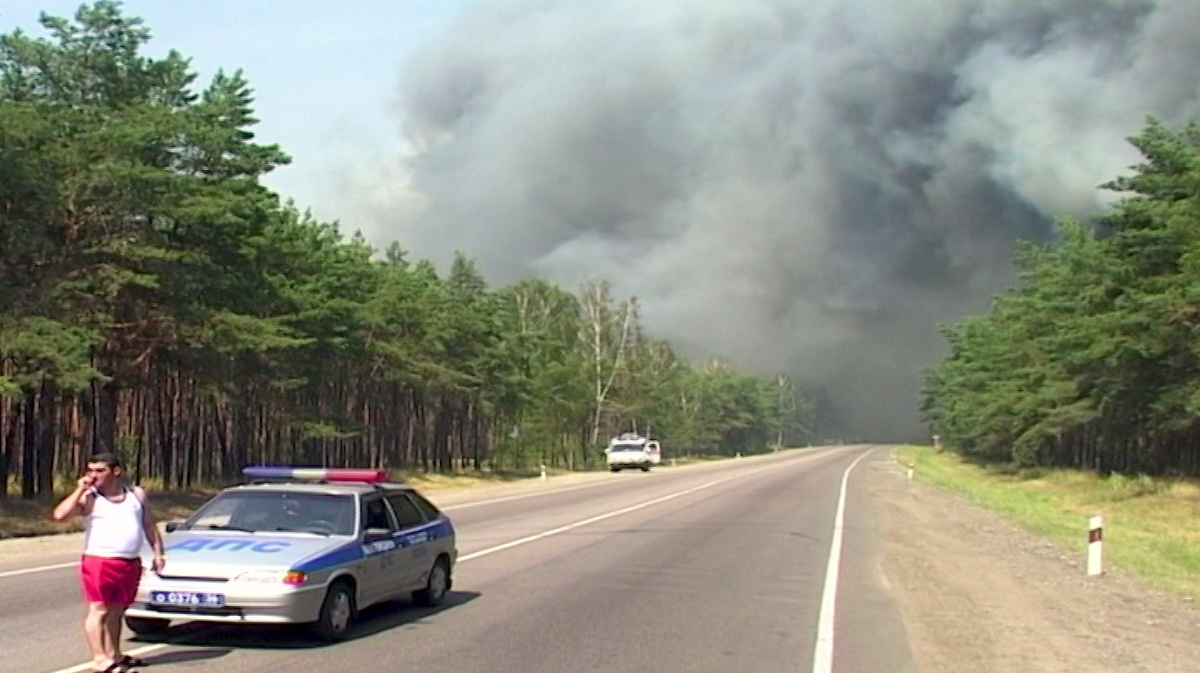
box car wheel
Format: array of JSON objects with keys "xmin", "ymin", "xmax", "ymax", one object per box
[
  {"xmin": 124, "ymin": 616, "xmax": 170, "ymax": 636},
  {"xmin": 610, "ymin": 466, "xmax": 621, "ymax": 472},
  {"xmin": 413, "ymin": 557, "xmax": 450, "ymax": 607},
  {"xmin": 641, "ymin": 465, "xmax": 650, "ymax": 472},
  {"xmin": 312, "ymin": 581, "xmax": 356, "ymax": 642}
]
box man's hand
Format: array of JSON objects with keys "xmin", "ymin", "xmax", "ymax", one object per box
[
  {"xmin": 151, "ymin": 552, "xmax": 166, "ymax": 574},
  {"xmin": 53, "ymin": 477, "xmax": 95, "ymax": 521}
]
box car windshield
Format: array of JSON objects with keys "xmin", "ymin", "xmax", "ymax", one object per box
[
  {"xmin": 182, "ymin": 491, "xmax": 357, "ymax": 536},
  {"xmin": 612, "ymin": 444, "xmax": 645, "ymax": 452}
]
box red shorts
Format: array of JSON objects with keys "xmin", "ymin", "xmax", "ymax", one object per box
[{"xmin": 80, "ymin": 555, "xmax": 143, "ymax": 606}]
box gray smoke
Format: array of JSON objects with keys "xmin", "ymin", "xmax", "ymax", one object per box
[{"xmin": 339, "ymin": 0, "xmax": 1200, "ymax": 440}]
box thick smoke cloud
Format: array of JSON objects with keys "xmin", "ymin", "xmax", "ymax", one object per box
[{"xmin": 341, "ymin": 0, "xmax": 1200, "ymax": 440}]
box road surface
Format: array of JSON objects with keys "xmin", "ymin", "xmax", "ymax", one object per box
[{"xmin": 2, "ymin": 445, "xmax": 914, "ymax": 673}]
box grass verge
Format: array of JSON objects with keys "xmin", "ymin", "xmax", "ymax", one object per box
[
  {"xmin": 0, "ymin": 490, "xmax": 216, "ymax": 539},
  {"xmin": 0, "ymin": 472, "xmax": 534, "ymax": 538},
  {"xmin": 894, "ymin": 445, "xmax": 1200, "ymax": 599}
]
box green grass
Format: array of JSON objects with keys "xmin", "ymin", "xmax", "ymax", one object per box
[{"xmin": 894, "ymin": 445, "xmax": 1200, "ymax": 599}]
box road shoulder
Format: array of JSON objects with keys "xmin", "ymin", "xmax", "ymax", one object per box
[{"xmin": 867, "ymin": 457, "xmax": 1200, "ymax": 673}]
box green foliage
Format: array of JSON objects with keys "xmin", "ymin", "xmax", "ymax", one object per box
[
  {"xmin": 0, "ymin": 317, "xmax": 102, "ymax": 390},
  {"xmin": 0, "ymin": 3, "xmax": 815, "ymax": 494},
  {"xmin": 923, "ymin": 117, "xmax": 1200, "ymax": 475}
]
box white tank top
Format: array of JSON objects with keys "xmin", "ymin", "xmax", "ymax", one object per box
[{"xmin": 83, "ymin": 486, "xmax": 145, "ymax": 558}]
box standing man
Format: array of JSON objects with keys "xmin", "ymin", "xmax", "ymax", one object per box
[{"xmin": 53, "ymin": 453, "xmax": 166, "ymax": 673}]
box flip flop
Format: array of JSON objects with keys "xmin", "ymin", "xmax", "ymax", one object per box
[{"xmin": 118, "ymin": 655, "xmax": 148, "ymax": 667}]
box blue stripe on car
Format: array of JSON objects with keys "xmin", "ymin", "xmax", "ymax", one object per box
[
  {"xmin": 291, "ymin": 517, "xmax": 455, "ymax": 573},
  {"xmin": 391, "ymin": 519, "xmax": 454, "ymax": 547},
  {"xmin": 293, "ymin": 541, "xmax": 364, "ymax": 573}
]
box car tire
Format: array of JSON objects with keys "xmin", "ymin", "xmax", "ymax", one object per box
[
  {"xmin": 413, "ymin": 557, "xmax": 450, "ymax": 607},
  {"xmin": 311, "ymin": 581, "xmax": 356, "ymax": 642},
  {"xmin": 124, "ymin": 616, "xmax": 170, "ymax": 636},
  {"xmin": 641, "ymin": 465, "xmax": 650, "ymax": 472},
  {"xmin": 610, "ymin": 466, "xmax": 621, "ymax": 472}
]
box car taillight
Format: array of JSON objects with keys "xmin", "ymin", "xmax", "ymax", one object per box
[{"xmin": 283, "ymin": 571, "xmax": 308, "ymax": 586}]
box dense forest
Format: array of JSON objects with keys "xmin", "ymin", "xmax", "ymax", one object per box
[
  {"xmin": 0, "ymin": 3, "xmax": 816, "ymax": 499},
  {"xmin": 922, "ymin": 118, "xmax": 1200, "ymax": 476}
]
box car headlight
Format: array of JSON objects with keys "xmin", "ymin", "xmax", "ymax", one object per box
[{"xmin": 234, "ymin": 570, "xmax": 308, "ymax": 586}]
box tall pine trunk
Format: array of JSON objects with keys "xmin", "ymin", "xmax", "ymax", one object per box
[
  {"xmin": 21, "ymin": 392, "xmax": 36, "ymax": 499},
  {"xmin": 37, "ymin": 380, "xmax": 57, "ymax": 497}
]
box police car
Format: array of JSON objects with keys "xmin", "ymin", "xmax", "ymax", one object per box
[{"xmin": 123, "ymin": 467, "xmax": 458, "ymax": 641}]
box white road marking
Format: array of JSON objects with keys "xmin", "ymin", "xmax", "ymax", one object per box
[
  {"xmin": 7, "ymin": 450, "xmax": 826, "ymax": 580},
  {"xmin": 442, "ymin": 448, "xmax": 816, "ymax": 512},
  {"xmin": 47, "ymin": 643, "xmax": 168, "ymax": 673},
  {"xmin": 458, "ymin": 462, "xmax": 777, "ymax": 562},
  {"xmin": 811, "ymin": 448, "xmax": 874, "ymax": 673},
  {"xmin": 43, "ymin": 450, "xmax": 830, "ymax": 673},
  {"xmin": 0, "ymin": 561, "xmax": 79, "ymax": 579},
  {"xmin": 0, "ymin": 477, "xmax": 699, "ymax": 580},
  {"xmin": 0, "ymin": 481, "xmax": 631, "ymax": 580}
]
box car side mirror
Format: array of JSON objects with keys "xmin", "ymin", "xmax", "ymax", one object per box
[
  {"xmin": 363, "ymin": 527, "xmax": 392, "ymax": 543},
  {"xmin": 164, "ymin": 521, "xmax": 182, "ymax": 533}
]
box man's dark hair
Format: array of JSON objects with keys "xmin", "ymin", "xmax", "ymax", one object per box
[{"xmin": 87, "ymin": 452, "xmax": 121, "ymax": 469}]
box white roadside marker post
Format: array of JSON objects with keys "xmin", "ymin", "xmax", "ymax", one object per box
[
  {"xmin": 907, "ymin": 463, "xmax": 914, "ymax": 481},
  {"xmin": 1087, "ymin": 515, "xmax": 1104, "ymax": 576},
  {"xmin": 541, "ymin": 463, "xmax": 547, "ymax": 481}
]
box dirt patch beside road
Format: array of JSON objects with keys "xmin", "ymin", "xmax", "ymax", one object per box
[{"xmin": 867, "ymin": 458, "xmax": 1200, "ymax": 673}]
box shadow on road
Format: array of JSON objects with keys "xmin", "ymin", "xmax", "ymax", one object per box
[
  {"xmin": 131, "ymin": 590, "xmax": 481, "ymax": 649},
  {"xmin": 140, "ymin": 648, "xmax": 233, "ymax": 666}
]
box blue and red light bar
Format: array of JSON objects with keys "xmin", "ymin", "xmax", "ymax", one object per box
[{"xmin": 242, "ymin": 466, "xmax": 389, "ymax": 484}]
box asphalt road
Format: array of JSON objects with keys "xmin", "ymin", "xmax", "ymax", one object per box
[{"xmin": 2, "ymin": 445, "xmax": 914, "ymax": 673}]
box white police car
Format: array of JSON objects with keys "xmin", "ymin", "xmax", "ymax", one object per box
[{"xmin": 123, "ymin": 467, "xmax": 458, "ymax": 641}]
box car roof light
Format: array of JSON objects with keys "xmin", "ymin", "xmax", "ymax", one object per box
[{"xmin": 241, "ymin": 466, "xmax": 390, "ymax": 484}]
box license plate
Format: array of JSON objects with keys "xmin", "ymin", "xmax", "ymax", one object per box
[{"xmin": 150, "ymin": 591, "xmax": 225, "ymax": 607}]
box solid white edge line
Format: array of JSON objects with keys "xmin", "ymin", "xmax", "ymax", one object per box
[
  {"xmin": 811, "ymin": 448, "xmax": 874, "ymax": 673},
  {"xmin": 44, "ymin": 450, "xmax": 834, "ymax": 673},
  {"xmin": 458, "ymin": 462, "xmax": 777, "ymax": 562},
  {"xmin": 442, "ymin": 446, "xmax": 822, "ymax": 512},
  {"xmin": 0, "ymin": 561, "xmax": 79, "ymax": 579},
  {"xmin": 48, "ymin": 643, "xmax": 169, "ymax": 673},
  {"xmin": 11, "ymin": 448, "xmax": 832, "ymax": 579}
]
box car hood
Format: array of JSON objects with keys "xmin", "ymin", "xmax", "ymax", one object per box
[{"xmin": 153, "ymin": 532, "xmax": 352, "ymax": 578}]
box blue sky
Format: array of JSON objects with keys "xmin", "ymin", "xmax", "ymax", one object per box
[{"xmin": 0, "ymin": 0, "xmax": 470, "ymax": 224}]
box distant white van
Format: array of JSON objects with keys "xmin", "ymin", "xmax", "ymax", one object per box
[{"xmin": 605, "ymin": 433, "xmax": 663, "ymax": 472}]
